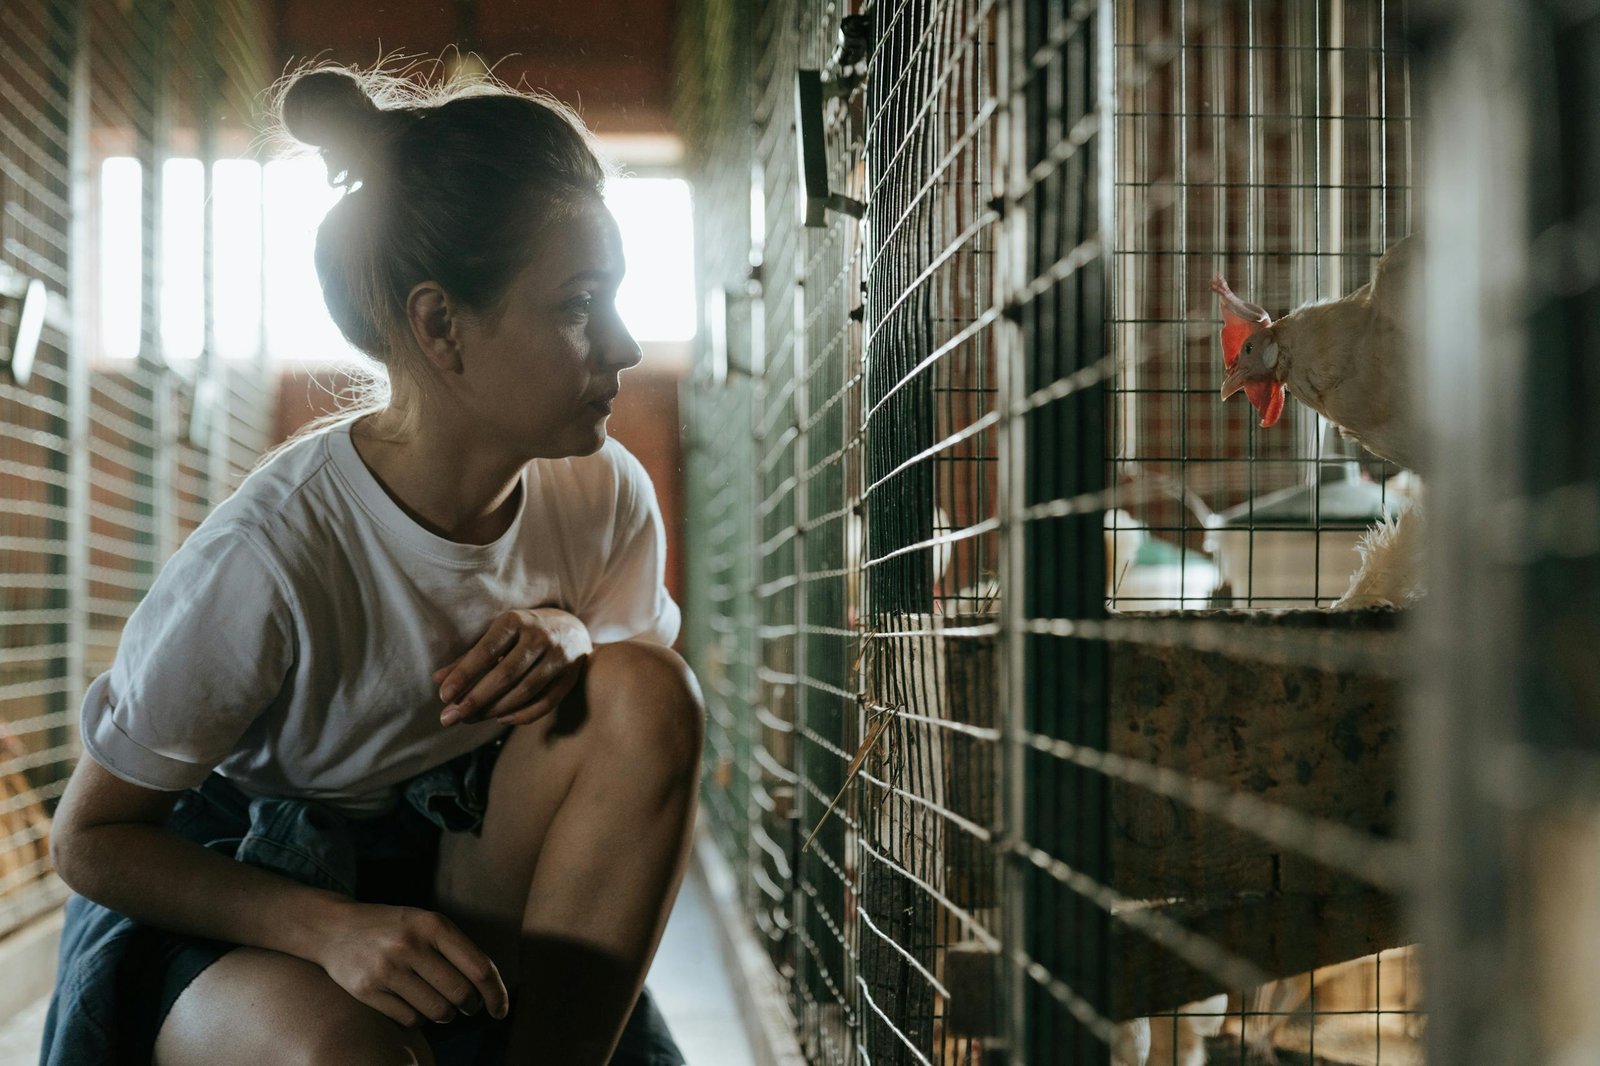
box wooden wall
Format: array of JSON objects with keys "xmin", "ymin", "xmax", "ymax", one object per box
[{"xmin": 272, "ymin": 0, "xmax": 679, "ymax": 136}]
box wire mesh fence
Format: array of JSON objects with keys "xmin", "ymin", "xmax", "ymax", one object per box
[
  {"xmin": 1410, "ymin": 2, "xmax": 1600, "ymax": 1064},
  {"xmin": 0, "ymin": 0, "xmax": 276, "ymax": 940},
  {"xmin": 857, "ymin": 2, "xmax": 1003, "ymax": 1062},
  {"xmin": 0, "ymin": 0, "xmax": 76, "ymax": 940},
  {"xmin": 680, "ymin": 0, "xmax": 1432, "ymax": 1062},
  {"xmin": 1109, "ymin": 0, "xmax": 1414, "ymax": 612}
]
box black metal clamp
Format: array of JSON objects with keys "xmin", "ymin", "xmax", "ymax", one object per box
[
  {"xmin": 790, "ymin": 13, "xmax": 870, "ymax": 228},
  {"xmin": 796, "ymin": 15, "xmax": 873, "ymax": 228},
  {"xmin": 796, "ymin": 69, "xmax": 868, "ymax": 227}
]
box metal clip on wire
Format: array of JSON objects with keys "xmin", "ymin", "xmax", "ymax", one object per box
[
  {"xmin": 183, "ymin": 376, "xmax": 221, "ymax": 448},
  {"xmin": 704, "ymin": 262, "xmax": 764, "ymax": 386},
  {"xmin": 0, "ymin": 273, "xmax": 47, "ymax": 387},
  {"xmin": 796, "ymin": 68, "xmax": 867, "ymax": 227},
  {"xmin": 825, "ymin": 14, "xmax": 872, "ymax": 96}
]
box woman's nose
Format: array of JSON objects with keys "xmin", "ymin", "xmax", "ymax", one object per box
[{"xmin": 602, "ymin": 320, "xmax": 643, "ymax": 371}]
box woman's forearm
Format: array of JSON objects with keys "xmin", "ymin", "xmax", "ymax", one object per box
[{"xmin": 55, "ymin": 820, "xmax": 354, "ymax": 963}]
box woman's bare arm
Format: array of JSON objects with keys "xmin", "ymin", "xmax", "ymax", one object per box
[
  {"xmin": 51, "ymin": 756, "xmax": 508, "ymax": 1025},
  {"xmin": 51, "ymin": 757, "xmax": 351, "ymax": 959}
]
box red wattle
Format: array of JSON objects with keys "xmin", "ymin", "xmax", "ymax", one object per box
[{"xmin": 1254, "ymin": 382, "xmax": 1286, "ymax": 428}]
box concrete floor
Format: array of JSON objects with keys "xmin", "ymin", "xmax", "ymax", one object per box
[
  {"xmin": 0, "ymin": 867, "xmax": 756, "ymax": 1066},
  {"xmin": 0, "ymin": 999, "xmax": 45, "ymax": 1066}
]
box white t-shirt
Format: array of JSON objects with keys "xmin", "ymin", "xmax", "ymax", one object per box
[{"xmin": 80, "ymin": 418, "xmax": 680, "ymax": 815}]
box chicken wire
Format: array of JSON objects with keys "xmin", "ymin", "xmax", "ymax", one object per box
[
  {"xmin": 677, "ymin": 0, "xmax": 775, "ymax": 965},
  {"xmin": 679, "ymin": 1, "xmax": 1430, "ymax": 1063},
  {"xmin": 682, "ymin": 0, "xmax": 1007, "ymax": 1060},
  {"xmin": 1411, "ymin": 2, "xmax": 1600, "ymax": 1064},
  {"xmin": 857, "ymin": 1, "xmax": 1003, "ymax": 1062},
  {"xmin": 1082, "ymin": 5, "xmax": 1421, "ymax": 1066},
  {"xmin": 0, "ymin": 0, "xmax": 276, "ymax": 943},
  {"xmin": 1108, "ymin": 0, "xmax": 1414, "ymax": 611},
  {"xmin": 0, "ymin": 0, "xmax": 77, "ymax": 941}
]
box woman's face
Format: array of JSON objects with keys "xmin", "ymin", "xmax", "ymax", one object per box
[{"xmin": 455, "ymin": 199, "xmax": 642, "ymax": 459}]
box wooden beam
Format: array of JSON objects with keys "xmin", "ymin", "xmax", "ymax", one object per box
[
  {"xmin": 1110, "ymin": 889, "xmax": 1405, "ymax": 1018},
  {"xmin": 1108, "ymin": 611, "xmax": 1403, "ymax": 902}
]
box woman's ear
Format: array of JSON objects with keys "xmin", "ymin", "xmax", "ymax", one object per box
[{"xmin": 405, "ymin": 281, "xmax": 464, "ymax": 374}]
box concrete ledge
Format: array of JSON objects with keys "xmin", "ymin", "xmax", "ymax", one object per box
[
  {"xmin": 691, "ymin": 829, "xmax": 805, "ymax": 1066},
  {"xmin": 0, "ymin": 907, "xmax": 62, "ymax": 1026}
]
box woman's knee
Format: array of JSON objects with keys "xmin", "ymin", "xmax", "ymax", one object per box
[
  {"xmin": 154, "ymin": 948, "xmax": 434, "ymax": 1066},
  {"xmin": 583, "ymin": 641, "xmax": 705, "ymax": 773},
  {"xmin": 287, "ymin": 1015, "xmax": 435, "ymax": 1066}
]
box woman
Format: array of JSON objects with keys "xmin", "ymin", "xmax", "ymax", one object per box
[{"xmin": 41, "ymin": 66, "xmax": 701, "ymax": 1066}]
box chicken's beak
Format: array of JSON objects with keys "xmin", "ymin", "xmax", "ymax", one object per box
[
  {"xmin": 1220, "ymin": 338, "xmax": 1279, "ymax": 400},
  {"xmin": 1220, "ymin": 362, "xmax": 1253, "ymax": 401}
]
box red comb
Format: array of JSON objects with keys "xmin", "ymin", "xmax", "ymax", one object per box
[
  {"xmin": 1211, "ymin": 273, "xmax": 1271, "ymax": 367},
  {"xmin": 1212, "ymin": 273, "xmax": 1283, "ymax": 428}
]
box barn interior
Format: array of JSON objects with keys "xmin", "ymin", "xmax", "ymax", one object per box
[{"xmin": 1, "ymin": 0, "xmax": 1597, "ymax": 1064}]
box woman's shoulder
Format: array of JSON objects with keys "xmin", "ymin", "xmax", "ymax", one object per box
[{"xmin": 190, "ymin": 423, "xmax": 350, "ymax": 561}]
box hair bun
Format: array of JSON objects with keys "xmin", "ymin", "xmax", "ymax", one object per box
[{"xmin": 281, "ymin": 70, "xmax": 390, "ymax": 186}]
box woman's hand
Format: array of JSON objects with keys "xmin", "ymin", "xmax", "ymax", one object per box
[
  {"xmin": 312, "ymin": 899, "xmax": 510, "ymax": 1028},
  {"xmin": 434, "ymin": 607, "xmax": 592, "ymax": 726}
]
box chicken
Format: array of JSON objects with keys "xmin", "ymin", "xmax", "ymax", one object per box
[
  {"xmin": 1212, "ymin": 235, "xmax": 1423, "ymax": 473},
  {"xmin": 1212, "ymin": 237, "xmax": 1427, "ymax": 609},
  {"xmin": 1112, "ymin": 1016, "xmax": 1151, "ymax": 1066},
  {"xmin": 1333, "ymin": 480, "xmax": 1427, "ymax": 609},
  {"xmin": 1113, "ymin": 994, "xmax": 1229, "ymax": 1066},
  {"xmin": 1221, "ymin": 949, "xmax": 1425, "ymax": 1063},
  {"xmin": 1238, "ymin": 974, "xmax": 1314, "ymax": 1063}
]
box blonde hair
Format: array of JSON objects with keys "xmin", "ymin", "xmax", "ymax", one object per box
[{"xmin": 266, "ymin": 60, "xmax": 614, "ymax": 446}]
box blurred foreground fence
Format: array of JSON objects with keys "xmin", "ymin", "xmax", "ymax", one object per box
[
  {"xmin": 0, "ymin": 0, "xmax": 276, "ymax": 940},
  {"xmin": 677, "ymin": 0, "xmax": 1600, "ymax": 1063}
]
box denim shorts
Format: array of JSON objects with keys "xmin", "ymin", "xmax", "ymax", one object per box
[{"xmin": 42, "ymin": 738, "xmax": 684, "ymax": 1066}]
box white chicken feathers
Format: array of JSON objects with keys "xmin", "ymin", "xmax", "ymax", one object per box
[
  {"xmin": 1218, "ymin": 235, "xmax": 1427, "ymax": 609},
  {"xmin": 1112, "ymin": 994, "xmax": 1229, "ymax": 1066},
  {"xmin": 1268, "ymin": 235, "xmax": 1425, "ymax": 474},
  {"xmin": 1333, "ymin": 486, "xmax": 1427, "ymax": 610}
]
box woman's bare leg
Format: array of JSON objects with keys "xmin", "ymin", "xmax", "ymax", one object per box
[
  {"xmin": 154, "ymin": 947, "xmax": 435, "ymax": 1066},
  {"xmin": 433, "ymin": 640, "xmax": 704, "ymax": 1064}
]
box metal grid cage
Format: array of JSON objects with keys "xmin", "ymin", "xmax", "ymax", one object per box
[
  {"xmin": 680, "ymin": 0, "xmax": 1431, "ymax": 1063},
  {"xmin": 0, "ymin": 0, "xmax": 76, "ymax": 939},
  {"xmin": 855, "ymin": 1, "xmax": 1004, "ymax": 1061},
  {"xmin": 677, "ymin": 0, "xmax": 774, "ymax": 967},
  {"xmin": 1108, "ymin": 0, "xmax": 1414, "ymax": 611},
  {"xmin": 0, "ymin": 0, "xmax": 277, "ymax": 941},
  {"xmin": 1412, "ymin": 3, "xmax": 1600, "ymax": 1065}
]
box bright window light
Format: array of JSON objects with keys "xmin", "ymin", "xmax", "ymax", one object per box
[
  {"xmin": 161, "ymin": 157, "xmax": 205, "ymax": 363},
  {"xmin": 213, "ymin": 159, "xmax": 263, "ymax": 361},
  {"xmin": 97, "ymin": 160, "xmax": 699, "ymax": 365},
  {"xmin": 100, "ymin": 157, "xmax": 142, "ymax": 360},
  {"xmin": 263, "ymin": 155, "xmax": 359, "ymax": 365},
  {"xmin": 750, "ymin": 163, "xmax": 765, "ymax": 253},
  {"xmin": 604, "ymin": 177, "xmax": 696, "ymax": 342}
]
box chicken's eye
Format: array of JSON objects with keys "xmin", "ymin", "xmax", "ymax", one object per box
[{"xmin": 1243, "ymin": 340, "xmax": 1253, "ymax": 355}]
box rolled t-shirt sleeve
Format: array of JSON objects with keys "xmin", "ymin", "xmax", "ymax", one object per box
[
  {"xmin": 81, "ymin": 527, "xmax": 295, "ymax": 791},
  {"xmin": 579, "ymin": 447, "xmax": 681, "ymax": 646}
]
